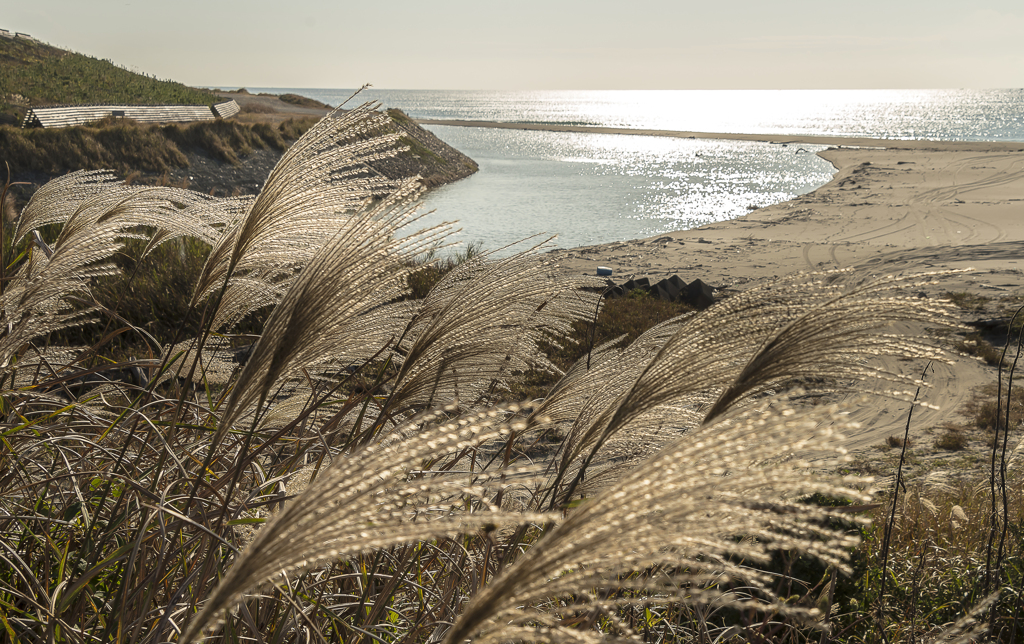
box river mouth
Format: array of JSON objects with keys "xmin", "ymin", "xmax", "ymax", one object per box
[{"xmin": 414, "ymin": 125, "xmax": 835, "ymax": 254}]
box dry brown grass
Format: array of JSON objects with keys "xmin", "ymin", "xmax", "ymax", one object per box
[
  {"xmin": 935, "ymin": 426, "xmax": 970, "ymax": 451},
  {"xmin": 962, "ymin": 382, "xmax": 1024, "ymax": 430}
]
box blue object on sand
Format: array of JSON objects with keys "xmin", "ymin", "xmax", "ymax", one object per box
[{"xmin": 596, "ymin": 266, "xmax": 613, "ymax": 276}]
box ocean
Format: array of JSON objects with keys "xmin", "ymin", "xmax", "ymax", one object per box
[{"xmin": 246, "ymin": 89, "xmax": 1024, "ymax": 252}]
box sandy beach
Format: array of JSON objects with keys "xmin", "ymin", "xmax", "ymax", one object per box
[
  {"xmin": 420, "ymin": 118, "xmax": 1024, "ymax": 459},
  {"xmin": 551, "ymin": 141, "xmax": 1024, "ymax": 288},
  {"xmin": 419, "ymin": 120, "xmax": 1024, "ymax": 290}
]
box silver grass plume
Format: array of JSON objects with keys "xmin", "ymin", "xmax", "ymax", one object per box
[
  {"xmin": 443, "ymin": 399, "xmax": 868, "ymax": 644},
  {"xmin": 700, "ymin": 272, "xmax": 962, "ymax": 422},
  {"xmin": 138, "ymin": 194, "xmax": 252, "ymax": 260},
  {"xmin": 0, "ymin": 184, "xmax": 214, "ymax": 368},
  {"xmin": 528, "ymin": 314, "xmax": 696, "ymax": 498},
  {"xmin": 180, "ymin": 404, "xmax": 555, "ymax": 643},
  {"xmin": 533, "ymin": 279, "xmax": 836, "ymax": 506},
  {"xmin": 191, "ymin": 102, "xmax": 410, "ymax": 331},
  {"xmin": 217, "ymin": 180, "xmax": 452, "ymax": 436},
  {"xmin": 552, "ymin": 272, "xmax": 961, "ymax": 505},
  {"xmin": 383, "ymin": 245, "xmax": 603, "ymax": 423},
  {"xmin": 14, "ymin": 170, "xmax": 123, "ymax": 240},
  {"xmin": 15, "ymin": 170, "xmax": 223, "ymax": 252}
]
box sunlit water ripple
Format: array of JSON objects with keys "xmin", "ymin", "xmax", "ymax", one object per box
[{"xmin": 243, "ymin": 88, "xmax": 1024, "ymax": 252}]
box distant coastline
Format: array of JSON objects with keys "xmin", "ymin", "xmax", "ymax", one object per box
[
  {"xmin": 414, "ymin": 118, "xmax": 1024, "ymax": 151},
  {"xmin": 254, "ymin": 88, "xmax": 1024, "ymax": 143}
]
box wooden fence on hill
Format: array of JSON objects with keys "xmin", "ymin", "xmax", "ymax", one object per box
[{"xmin": 20, "ymin": 100, "xmax": 240, "ymax": 128}]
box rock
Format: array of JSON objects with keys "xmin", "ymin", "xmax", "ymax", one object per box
[
  {"xmin": 685, "ymin": 279, "xmax": 716, "ymax": 309},
  {"xmin": 603, "ymin": 274, "xmax": 718, "ymax": 309}
]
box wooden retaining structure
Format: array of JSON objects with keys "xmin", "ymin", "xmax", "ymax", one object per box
[
  {"xmin": 20, "ymin": 100, "xmax": 241, "ymax": 129},
  {"xmin": 0, "ymin": 30, "xmax": 34, "ymax": 41},
  {"xmin": 211, "ymin": 100, "xmax": 240, "ymax": 119}
]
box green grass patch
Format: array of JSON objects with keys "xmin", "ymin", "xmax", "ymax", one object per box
[
  {"xmin": 1, "ymin": 37, "xmax": 216, "ymax": 124},
  {"xmin": 279, "ymin": 93, "xmax": 331, "ymax": 109}
]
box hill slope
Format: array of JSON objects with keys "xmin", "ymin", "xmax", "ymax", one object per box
[
  {"xmin": 0, "ymin": 36, "xmax": 217, "ymax": 125},
  {"xmin": 0, "ymin": 35, "xmax": 477, "ymax": 198}
]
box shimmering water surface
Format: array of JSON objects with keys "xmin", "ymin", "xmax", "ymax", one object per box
[
  {"xmin": 245, "ymin": 89, "xmax": 1024, "ymax": 251},
  {"xmin": 410, "ymin": 126, "xmax": 832, "ymax": 250}
]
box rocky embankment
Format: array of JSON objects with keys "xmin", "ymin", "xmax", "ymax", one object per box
[
  {"xmin": 177, "ymin": 90, "xmax": 478, "ymax": 195},
  {"xmin": 168, "ymin": 107, "xmax": 477, "ymax": 196},
  {"xmin": 376, "ymin": 109, "xmax": 479, "ymax": 188}
]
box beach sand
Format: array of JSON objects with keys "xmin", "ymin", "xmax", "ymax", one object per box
[{"xmin": 420, "ymin": 119, "xmax": 1024, "ymax": 460}]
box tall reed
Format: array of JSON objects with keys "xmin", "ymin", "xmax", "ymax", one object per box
[{"xmin": 0, "ymin": 100, "xmax": 982, "ymax": 643}]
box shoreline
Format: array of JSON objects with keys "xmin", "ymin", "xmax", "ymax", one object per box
[
  {"xmin": 561, "ymin": 141, "xmax": 1024, "ymax": 454},
  {"xmin": 548, "ymin": 144, "xmax": 1024, "ymax": 290},
  {"xmin": 417, "ymin": 118, "xmax": 1024, "ymax": 455},
  {"xmin": 415, "ymin": 118, "xmax": 1024, "ymax": 152},
  {"xmin": 413, "ymin": 118, "xmax": 1024, "ymax": 288}
]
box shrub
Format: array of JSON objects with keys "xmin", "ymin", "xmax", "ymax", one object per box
[
  {"xmin": 956, "ymin": 332, "xmax": 1005, "ymax": 365},
  {"xmin": 944, "ymin": 290, "xmax": 991, "ymax": 312},
  {"xmin": 240, "ymin": 102, "xmax": 277, "ymax": 114},
  {"xmin": 936, "ymin": 427, "xmax": 969, "ymax": 450},
  {"xmin": 278, "ymin": 93, "xmax": 331, "ymax": 109},
  {"xmin": 405, "ymin": 241, "xmax": 484, "ymax": 299},
  {"xmin": 963, "ymin": 382, "xmax": 1024, "ymax": 430},
  {"xmin": 278, "ymin": 116, "xmax": 318, "ymax": 140},
  {"xmin": 886, "ymin": 434, "xmax": 912, "ymax": 449},
  {"xmin": 841, "ymin": 478, "xmax": 1024, "ymax": 642}
]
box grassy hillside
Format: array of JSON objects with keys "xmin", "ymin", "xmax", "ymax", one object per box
[{"xmin": 0, "ymin": 36, "xmax": 216, "ymax": 125}]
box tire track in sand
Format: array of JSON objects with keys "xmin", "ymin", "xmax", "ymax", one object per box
[{"xmin": 902, "ymin": 153, "xmax": 1024, "ymax": 245}]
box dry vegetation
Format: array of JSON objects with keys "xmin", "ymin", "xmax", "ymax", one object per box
[
  {"xmin": 0, "ymin": 117, "xmax": 308, "ymax": 175},
  {"xmin": 0, "ymin": 102, "xmax": 1020, "ymax": 643}
]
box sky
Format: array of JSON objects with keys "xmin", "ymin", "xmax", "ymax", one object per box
[{"xmin": 5, "ymin": 0, "xmax": 1024, "ymax": 90}]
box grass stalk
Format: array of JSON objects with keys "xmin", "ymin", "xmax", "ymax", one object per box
[{"xmin": 878, "ymin": 362, "xmax": 930, "ymax": 624}]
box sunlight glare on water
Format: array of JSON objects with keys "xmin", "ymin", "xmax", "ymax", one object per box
[
  {"xmin": 411, "ymin": 125, "xmax": 834, "ymax": 251},
  {"xmin": 263, "ymin": 88, "xmax": 1024, "ymax": 142},
  {"xmin": 241, "ymin": 88, "xmax": 1024, "ymax": 253}
]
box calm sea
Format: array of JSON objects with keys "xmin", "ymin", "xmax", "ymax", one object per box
[{"xmin": 246, "ymin": 89, "xmax": 1024, "ymax": 252}]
